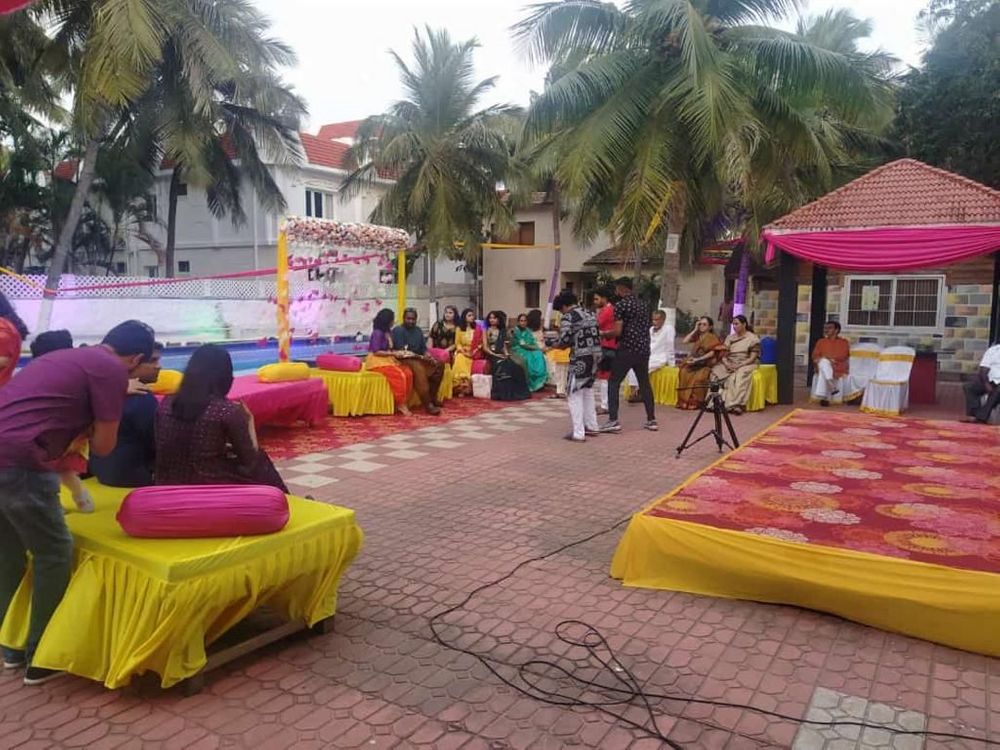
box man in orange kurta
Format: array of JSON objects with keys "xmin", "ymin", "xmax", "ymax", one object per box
[{"xmin": 811, "ymin": 320, "xmax": 850, "ymax": 406}]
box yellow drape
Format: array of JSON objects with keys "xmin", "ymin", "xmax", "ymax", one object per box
[
  {"xmin": 0, "ymin": 484, "xmax": 364, "ymax": 688},
  {"xmin": 310, "ymin": 368, "xmax": 394, "ymax": 417}
]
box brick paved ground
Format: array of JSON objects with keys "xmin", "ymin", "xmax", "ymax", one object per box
[{"xmin": 0, "ymin": 390, "xmax": 996, "ymax": 750}]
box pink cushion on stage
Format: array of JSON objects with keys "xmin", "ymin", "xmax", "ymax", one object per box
[
  {"xmin": 316, "ymin": 353, "xmax": 362, "ymax": 372},
  {"xmin": 472, "ymin": 360, "xmax": 489, "ymax": 375},
  {"xmin": 117, "ymin": 485, "xmax": 290, "ymax": 538},
  {"xmin": 428, "ymin": 347, "xmax": 451, "ymax": 363}
]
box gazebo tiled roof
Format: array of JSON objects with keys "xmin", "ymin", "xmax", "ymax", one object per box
[{"xmin": 766, "ymin": 159, "xmax": 1000, "ymax": 232}]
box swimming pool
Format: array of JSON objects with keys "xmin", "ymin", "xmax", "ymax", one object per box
[{"xmin": 159, "ymin": 337, "xmax": 370, "ymax": 374}]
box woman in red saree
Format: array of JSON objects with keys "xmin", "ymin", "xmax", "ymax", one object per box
[
  {"xmin": 676, "ymin": 316, "xmax": 725, "ymax": 410},
  {"xmin": 367, "ymin": 309, "xmax": 414, "ymax": 415}
]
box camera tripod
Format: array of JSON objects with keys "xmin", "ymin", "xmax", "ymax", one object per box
[{"xmin": 675, "ymin": 381, "xmax": 740, "ymax": 458}]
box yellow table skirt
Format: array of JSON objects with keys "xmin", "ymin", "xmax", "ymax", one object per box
[
  {"xmin": 611, "ymin": 511, "xmax": 1000, "ymax": 657},
  {"xmin": 310, "ymin": 368, "xmax": 394, "ymax": 417},
  {"xmin": 650, "ymin": 364, "xmax": 777, "ymax": 411},
  {"xmin": 0, "ymin": 483, "xmax": 364, "ymax": 688},
  {"xmin": 649, "ymin": 366, "xmax": 678, "ymax": 405}
]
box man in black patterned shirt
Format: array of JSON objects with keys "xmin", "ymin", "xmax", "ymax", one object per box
[
  {"xmin": 599, "ymin": 277, "xmax": 657, "ymax": 433},
  {"xmin": 553, "ymin": 290, "xmax": 603, "ymax": 442}
]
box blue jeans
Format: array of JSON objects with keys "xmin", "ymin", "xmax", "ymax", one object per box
[{"xmin": 0, "ymin": 468, "xmax": 73, "ymax": 665}]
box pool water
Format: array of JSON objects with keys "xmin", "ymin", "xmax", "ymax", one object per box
[{"xmin": 159, "ymin": 338, "xmax": 369, "ymax": 374}]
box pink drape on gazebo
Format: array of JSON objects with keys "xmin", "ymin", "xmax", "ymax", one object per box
[{"xmin": 763, "ymin": 225, "xmax": 1000, "ymax": 271}]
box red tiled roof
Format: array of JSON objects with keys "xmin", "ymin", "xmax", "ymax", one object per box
[
  {"xmin": 299, "ymin": 133, "xmax": 353, "ymax": 171},
  {"xmin": 766, "ymin": 158, "xmax": 1000, "ymax": 232},
  {"xmin": 316, "ymin": 120, "xmax": 363, "ymax": 141},
  {"xmin": 53, "ymin": 159, "xmax": 79, "ymax": 181}
]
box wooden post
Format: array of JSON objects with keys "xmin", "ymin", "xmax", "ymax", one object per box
[
  {"xmin": 776, "ymin": 251, "xmax": 799, "ymax": 405},
  {"xmin": 806, "ymin": 264, "xmax": 828, "ymax": 387},
  {"xmin": 397, "ymin": 249, "xmax": 406, "ymax": 314},
  {"xmin": 276, "ymin": 230, "xmax": 290, "ymax": 362},
  {"xmin": 990, "ymin": 250, "xmax": 1000, "ymax": 344}
]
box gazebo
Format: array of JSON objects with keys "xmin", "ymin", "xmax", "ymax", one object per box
[{"xmin": 762, "ymin": 158, "xmax": 1000, "ymax": 404}]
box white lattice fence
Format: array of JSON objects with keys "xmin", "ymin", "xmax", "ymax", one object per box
[{"xmin": 0, "ymin": 274, "xmax": 276, "ymax": 300}]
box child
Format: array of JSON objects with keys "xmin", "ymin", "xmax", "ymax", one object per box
[{"xmin": 30, "ymin": 331, "xmax": 95, "ymax": 513}]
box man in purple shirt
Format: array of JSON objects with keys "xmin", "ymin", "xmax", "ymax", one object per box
[{"xmin": 0, "ymin": 319, "xmax": 155, "ymax": 686}]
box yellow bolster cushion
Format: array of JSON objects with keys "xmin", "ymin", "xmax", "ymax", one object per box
[
  {"xmin": 258, "ymin": 362, "xmax": 310, "ymax": 383},
  {"xmin": 548, "ymin": 349, "xmax": 570, "ymax": 365},
  {"xmin": 149, "ymin": 369, "xmax": 183, "ymax": 395}
]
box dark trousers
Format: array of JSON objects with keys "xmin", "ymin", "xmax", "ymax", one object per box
[
  {"xmin": 0, "ymin": 469, "xmax": 74, "ymax": 665},
  {"xmin": 608, "ymin": 351, "xmax": 655, "ymax": 422},
  {"xmin": 964, "ymin": 379, "xmax": 1000, "ymax": 422},
  {"xmin": 401, "ymin": 357, "xmax": 444, "ymax": 409}
]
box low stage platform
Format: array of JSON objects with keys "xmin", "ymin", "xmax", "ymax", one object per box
[{"xmin": 611, "ymin": 409, "xmax": 1000, "ymax": 655}]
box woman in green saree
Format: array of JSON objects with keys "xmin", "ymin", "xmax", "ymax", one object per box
[{"xmin": 511, "ymin": 313, "xmax": 549, "ymax": 392}]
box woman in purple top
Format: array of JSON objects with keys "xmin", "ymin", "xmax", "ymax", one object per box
[
  {"xmin": 155, "ymin": 345, "xmax": 287, "ymax": 491},
  {"xmin": 366, "ymin": 309, "xmax": 413, "ymax": 415}
]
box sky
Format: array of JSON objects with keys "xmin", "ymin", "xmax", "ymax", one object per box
[{"xmin": 253, "ymin": 0, "xmax": 929, "ymax": 132}]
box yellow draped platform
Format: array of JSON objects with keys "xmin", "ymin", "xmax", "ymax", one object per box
[
  {"xmin": 648, "ymin": 364, "xmax": 777, "ymax": 411},
  {"xmin": 0, "ymin": 483, "xmax": 364, "ymax": 688},
  {"xmin": 310, "ymin": 368, "xmax": 395, "ymax": 416},
  {"xmin": 611, "ymin": 419, "xmax": 1000, "ymax": 657},
  {"xmin": 311, "ymin": 364, "xmax": 454, "ymax": 417}
]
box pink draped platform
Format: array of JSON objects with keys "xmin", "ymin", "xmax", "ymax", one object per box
[
  {"xmin": 763, "ymin": 225, "xmax": 1000, "ymax": 270},
  {"xmin": 227, "ymin": 376, "xmax": 328, "ymax": 427}
]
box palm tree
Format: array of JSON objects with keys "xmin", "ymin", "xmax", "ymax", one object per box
[
  {"xmin": 34, "ymin": 0, "xmax": 302, "ymax": 326},
  {"xmin": 342, "ymin": 27, "xmax": 520, "ymax": 313},
  {"xmin": 515, "ymin": 0, "xmax": 895, "ymax": 325}
]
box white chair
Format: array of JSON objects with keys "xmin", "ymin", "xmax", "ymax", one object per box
[
  {"xmin": 860, "ymin": 346, "xmax": 916, "ymax": 417},
  {"xmin": 843, "ymin": 342, "xmax": 881, "ymax": 402}
]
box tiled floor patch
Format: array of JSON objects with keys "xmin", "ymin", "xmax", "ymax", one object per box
[{"xmin": 793, "ymin": 687, "xmax": 927, "ymax": 750}]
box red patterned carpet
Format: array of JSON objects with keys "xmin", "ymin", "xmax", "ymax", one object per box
[
  {"xmin": 646, "ymin": 409, "xmax": 1000, "ymax": 573},
  {"xmin": 258, "ymin": 395, "xmax": 525, "ymax": 460}
]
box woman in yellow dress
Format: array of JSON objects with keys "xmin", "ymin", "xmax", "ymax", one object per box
[
  {"xmin": 676, "ymin": 316, "xmax": 725, "ymax": 410},
  {"xmin": 452, "ymin": 308, "xmax": 478, "ymax": 396},
  {"xmin": 711, "ymin": 315, "xmax": 761, "ymax": 415}
]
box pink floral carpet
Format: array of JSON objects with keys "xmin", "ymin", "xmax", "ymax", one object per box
[{"xmin": 646, "ymin": 409, "xmax": 1000, "ymax": 573}]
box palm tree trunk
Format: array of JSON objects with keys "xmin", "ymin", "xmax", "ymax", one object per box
[
  {"xmin": 544, "ymin": 183, "xmax": 561, "ymax": 327},
  {"xmin": 427, "ymin": 250, "xmax": 437, "ymax": 322},
  {"xmin": 36, "ymin": 136, "xmax": 100, "ymax": 334},
  {"xmin": 658, "ymin": 208, "xmax": 683, "ymax": 329},
  {"xmin": 165, "ymin": 167, "xmax": 182, "ymax": 278},
  {"xmin": 633, "ymin": 244, "xmax": 643, "ymax": 282}
]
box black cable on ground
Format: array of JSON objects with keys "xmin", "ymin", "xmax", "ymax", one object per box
[{"xmin": 428, "ymin": 516, "xmax": 997, "ymax": 748}]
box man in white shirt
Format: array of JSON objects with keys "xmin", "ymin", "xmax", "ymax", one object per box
[
  {"xmin": 962, "ymin": 342, "xmax": 1000, "ymax": 423},
  {"xmin": 627, "ymin": 309, "xmax": 674, "ymax": 397}
]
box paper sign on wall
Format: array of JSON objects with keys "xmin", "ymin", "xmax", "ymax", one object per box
[{"xmin": 860, "ymin": 285, "xmax": 881, "ymax": 312}]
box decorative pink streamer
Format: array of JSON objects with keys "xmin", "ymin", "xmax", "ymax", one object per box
[{"xmin": 763, "ymin": 226, "xmax": 1000, "ymax": 270}]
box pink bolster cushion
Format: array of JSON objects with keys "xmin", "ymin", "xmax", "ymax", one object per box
[
  {"xmin": 117, "ymin": 485, "xmax": 290, "ymax": 538},
  {"xmin": 316, "ymin": 353, "xmax": 362, "ymax": 372},
  {"xmin": 472, "ymin": 359, "xmax": 489, "ymax": 375},
  {"xmin": 428, "ymin": 347, "xmax": 451, "ymax": 363}
]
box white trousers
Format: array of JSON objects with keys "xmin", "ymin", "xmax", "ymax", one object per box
[
  {"xmin": 811, "ymin": 358, "xmax": 842, "ymax": 401},
  {"xmin": 552, "ymin": 363, "xmax": 568, "ymax": 396},
  {"xmin": 597, "ymin": 379, "xmax": 608, "ymax": 409},
  {"xmin": 567, "ymin": 386, "xmax": 598, "ymax": 439}
]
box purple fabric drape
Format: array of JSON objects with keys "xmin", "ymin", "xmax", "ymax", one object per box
[{"xmin": 763, "ymin": 225, "xmax": 1000, "ymax": 270}]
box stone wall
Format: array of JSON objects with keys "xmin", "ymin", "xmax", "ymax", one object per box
[{"xmin": 748, "ymin": 277, "xmax": 994, "ymax": 379}]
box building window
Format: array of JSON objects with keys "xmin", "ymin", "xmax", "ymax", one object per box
[
  {"xmin": 305, "ymin": 189, "xmax": 334, "ymax": 219},
  {"xmin": 177, "ymin": 260, "xmax": 191, "ymax": 275},
  {"xmin": 509, "ymin": 221, "xmax": 535, "ymax": 246},
  {"xmin": 524, "ymin": 280, "xmax": 541, "ymax": 309},
  {"xmin": 145, "ymin": 194, "xmax": 157, "ymax": 221},
  {"xmin": 843, "ymin": 275, "xmax": 944, "ymax": 330},
  {"xmin": 175, "ymin": 182, "xmax": 188, "ymax": 197},
  {"xmin": 114, "ymin": 261, "xmax": 127, "ymax": 274},
  {"xmin": 145, "ymin": 265, "xmax": 159, "ymax": 278}
]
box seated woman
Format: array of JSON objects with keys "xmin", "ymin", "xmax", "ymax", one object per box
[
  {"xmin": 482, "ymin": 311, "xmax": 530, "ymax": 401},
  {"xmin": 711, "ymin": 314, "xmax": 760, "ymax": 415},
  {"xmin": 676, "ymin": 316, "xmax": 725, "ymax": 410},
  {"xmin": 452, "ymin": 308, "xmax": 480, "ymax": 396},
  {"xmin": 155, "ymin": 344, "xmax": 288, "ymax": 491},
  {"xmin": 511, "ymin": 313, "xmax": 548, "ymax": 392},
  {"xmin": 428, "ymin": 305, "xmax": 459, "ymax": 358},
  {"xmin": 367, "ymin": 308, "xmax": 414, "ymax": 416}
]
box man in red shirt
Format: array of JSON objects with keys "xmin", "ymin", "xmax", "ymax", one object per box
[{"xmin": 593, "ymin": 287, "xmax": 617, "ymax": 414}]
